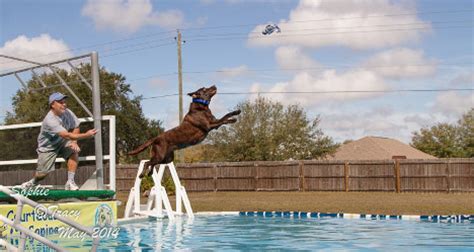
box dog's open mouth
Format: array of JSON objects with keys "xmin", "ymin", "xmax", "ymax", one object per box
[{"xmin": 209, "ymin": 86, "xmax": 217, "ymax": 96}]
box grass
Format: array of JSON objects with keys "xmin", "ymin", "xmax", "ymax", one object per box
[{"xmin": 115, "ymin": 191, "xmax": 474, "ymax": 218}]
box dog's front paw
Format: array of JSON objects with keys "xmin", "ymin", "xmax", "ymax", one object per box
[
  {"xmin": 147, "ymin": 167, "xmax": 154, "ymax": 177},
  {"xmin": 139, "ymin": 166, "xmax": 150, "ymax": 179},
  {"xmin": 231, "ymin": 110, "xmax": 241, "ymax": 116},
  {"xmin": 226, "ymin": 118, "xmax": 237, "ymax": 124}
]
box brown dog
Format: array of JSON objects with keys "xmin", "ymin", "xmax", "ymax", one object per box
[{"xmin": 128, "ymin": 85, "xmax": 241, "ymax": 178}]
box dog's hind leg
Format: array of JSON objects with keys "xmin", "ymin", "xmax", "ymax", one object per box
[
  {"xmin": 139, "ymin": 161, "xmax": 151, "ymax": 178},
  {"xmin": 147, "ymin": 151, "xmax": 174, "ymax": 177},
  {"xmin": 139, "ymin": 158, "xmax": 161, "ymax": 178},
  {"xmin": 139, "ymin": 142, "xmax": 166, "ymax": 178},
  {"xmin": 145, "ymin": 157, "xmax": 161, "ymax": 177}
]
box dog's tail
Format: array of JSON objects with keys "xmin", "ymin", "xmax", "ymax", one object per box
[{"xmin": 127, "ymin": 137, "xmax": 157, "ymax": 156}]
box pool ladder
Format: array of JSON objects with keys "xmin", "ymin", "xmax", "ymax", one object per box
[
  {"xmin": 124, "ymin": 161, "xmax": 194, "ymax": 220},
  {"xmin": 0, "ymin": 185, "xmax": 100, "ymax": 252}
]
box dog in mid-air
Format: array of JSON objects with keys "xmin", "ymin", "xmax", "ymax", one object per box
[{"xmin": 128, "ymin": 85, "xmax": 241, "ymax": 178}]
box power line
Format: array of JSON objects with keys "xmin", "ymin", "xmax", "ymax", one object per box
[
  {"xmin": 0, "ymin": 34, "xmax": 176, "ymax": 66},
  {"xmin": 184, "ymin": 20, "xmax": 469, "ymax": 38},
  {"xmin": 0, "ymin": 9, "xmax": 471, "ymax": 66},
  {"xmin": 125, "ymin": 62, "xmax": 472, "ymax": 81},
  {"xmin": 2, "ymin": 60, "xmax": 471, "ymax": 88},
  {"xmin": 187, "ymin": 25, "xmax": 473, "ymax": 43},
  {"xmin": 181, "ymin": 9, "xmax": 474, "ymax": 32},
  {"xmin": 141, "ymin": 88, "xmax": 474, "ymax": 100},
  {"xmin": 101, "ymin": 41, "xmax": 175, "ymax": 58},
  {"xmin": 0, "ymin": 40, "xmax": 176, "ymax": 74},
  {"xmin": 185, "ymin": 63, "xmax": 473, "ymax": 75}
]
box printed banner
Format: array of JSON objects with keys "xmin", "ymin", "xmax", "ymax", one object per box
[{"xmin": 0, "ymin": 201, "xmax": 117, "ymax": 237}]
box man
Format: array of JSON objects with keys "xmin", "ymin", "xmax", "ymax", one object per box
[{"xmin": 21, "ymin": 92, "xmax": 97, "ymax": 190}]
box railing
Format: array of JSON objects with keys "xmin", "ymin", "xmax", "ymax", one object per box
[
  {"xmin": 0, "ymin": 115, "xmax": 116, "ymax": 191},
  {"xmin": 0, "ymin": 238, "xmax": 18, "ymax": 252},
  {"xmin": 0, "ymin": 185, "xmax": 100, "ymax": 251}
]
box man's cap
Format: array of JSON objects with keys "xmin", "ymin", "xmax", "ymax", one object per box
[{"xmin": 49, "ymin": 92, "xmax": 68, "ymax": 105}]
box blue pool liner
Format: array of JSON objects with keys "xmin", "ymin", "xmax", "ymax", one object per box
[{"xmin": 240, "ymin": 211, "xmax": 474, "ymax": 223}]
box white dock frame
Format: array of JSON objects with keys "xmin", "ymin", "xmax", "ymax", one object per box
[{"xmin": 124, "ymin": 161, "xmax": 194, "ymax": 220}]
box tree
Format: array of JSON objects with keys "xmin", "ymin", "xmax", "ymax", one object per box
[
  {"xmin": 1, "ymin": 64, "xmax": 163, "ymax": 164},
  {"xmin": 458, "ymin": 108, "xmax": 474, "ymax": 157},
  {"xmin": 202, "ymin": 97, "xmax": 338, "ymax": 162},
  {"xmin": 411, "ymin": 108, "xmax": 473, "ymax": 158}
]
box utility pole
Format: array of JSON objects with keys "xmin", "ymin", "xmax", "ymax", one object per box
[
  {"xmin": 177, "ymin": 29, "xmax": 183, "ymax": 124},
  {"xmin": 176, "ymin": 29, "xmax": 184, "ymax": 162}
]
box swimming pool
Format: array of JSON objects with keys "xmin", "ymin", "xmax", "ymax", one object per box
[{"xmin": 8, "ymin": 212, "xmax": 474, "ymax": 251}]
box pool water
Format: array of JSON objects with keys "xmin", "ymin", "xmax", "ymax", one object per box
[{"xmin": 9, "ymin": 214, "xmax": 474, "ymax": 251}]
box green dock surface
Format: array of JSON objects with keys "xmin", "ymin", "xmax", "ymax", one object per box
[{"xmin": 0, "ymin": 190, "xmax": 115, "ymax": 203}]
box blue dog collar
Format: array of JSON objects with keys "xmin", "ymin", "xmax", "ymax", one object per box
[{"xmin": 192, "ymin": 98, "xmax": 210, "ymax": 106}]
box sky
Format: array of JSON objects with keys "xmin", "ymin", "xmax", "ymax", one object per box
[{"xmin": 1, "ymin": 0, "xmax": 473, "ymax": 144}]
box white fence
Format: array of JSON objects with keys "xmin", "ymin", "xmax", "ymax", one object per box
[{"xmin": 0, "ymin": 115, "xmax": 116, "ymax": 191}]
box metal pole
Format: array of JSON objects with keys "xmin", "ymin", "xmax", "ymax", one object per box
[
  {"xmin": 109, "ymin": 115, "xmax": 116, "ymax": 192},
  {"xmin": 0, "ymin": 53, "xmax": 91, "ymax": 77},
  {"xmin": 91, "ymin": 52, "xmax": 104, "ymax": 190}
]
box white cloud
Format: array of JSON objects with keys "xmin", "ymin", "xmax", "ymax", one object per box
[
  {"xmin": 148, "ymin": 77, "xmax": 168, "ymax": 89},
  {"xmin": 314, "ymin": 92, "xmax": 473, "ymax": 143},
  {"xmin": 82, "ymin": 0, "xmax": 186, "ymax": 33},
  {"xmin": 195, "ymin": 16, "xmax": 209, "ymax": 27},
  {"xmin": 200, "ymin": 0, "xmax": 215, "ymax": 5},
  {"xmin": 432, "ymin": 91, "xmax": 474, "ymax": 116},
  {"xmin": 149, "ymin": 10, "xmax": 185, "ymax": 30},
  {"xmin": 275, "ymin": 46, "xmax": 321, "ymax": 71},
  {"xmin": 163, "ymin": 107, "xmax": 180, "ymax": 130},
  {"xmin": 0, "ymin": 34, "xmax": 72, "ymax": 72},
  {"xmin": 320, "ymin": 108, "xmax": 437, "ymax": 143},
  {"xmin": 362, "ymin": 48, "xmax": 437, "ymax": 79},
  {"xmin": 216, "ymin": 65, "xmax": 250, "ymax": 78},
  {"xmin": 250, "ymin": 69, "xmax": 387, "ymax": 106},
  {"xmin": 248, "ymin": 0, "xmax": 430, "ymax": 50},
  {"xmin": 450, "ymin": 71, "xmax": 474, "ymax": 86},
  {"xmin": 404, "ymin": 114, "xmax": 432, "ymax": 127}
]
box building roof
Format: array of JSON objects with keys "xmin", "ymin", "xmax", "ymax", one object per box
[{"xmin": 327, "ymin": 136, "xmax": 437, "ymax": 160}]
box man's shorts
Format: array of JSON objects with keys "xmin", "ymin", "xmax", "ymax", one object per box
[{"xmin": 37, "ymin": 144, "xmax": 74, "ymax": 174}]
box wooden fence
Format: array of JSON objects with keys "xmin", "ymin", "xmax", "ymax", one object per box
[
  {"xmin": 116, "ymin": 159, "xmax": 474, "ymax": 193},
  {"xmin": 0, "ymin": 159, "xmax": 471, "ymax": 192}
]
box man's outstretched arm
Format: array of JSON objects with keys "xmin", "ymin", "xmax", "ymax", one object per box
[{"xmin": 58, "ymin": 128, "xmax": 97, "ymax": 141}]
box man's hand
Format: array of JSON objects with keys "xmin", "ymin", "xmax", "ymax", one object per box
[
  {"xmin": 85, "ymin": 129, "xmax": 98, "ymax": 138},
  {"xmin": 69, "ymin": 141, "xmax": 81, "ymax": 153}
]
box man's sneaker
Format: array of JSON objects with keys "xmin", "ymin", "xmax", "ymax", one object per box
[
  {"xmin": 20, "ymin": 180, "xmax": 36, "ymax": 189},
  {"xmin": 65, "ymin": 181, "xmax": 79, "ymax": 191}
]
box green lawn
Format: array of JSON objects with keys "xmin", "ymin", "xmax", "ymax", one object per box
[{"xmin": 116, "ymin": 191, "xmax": 474, "ymax": 218}]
